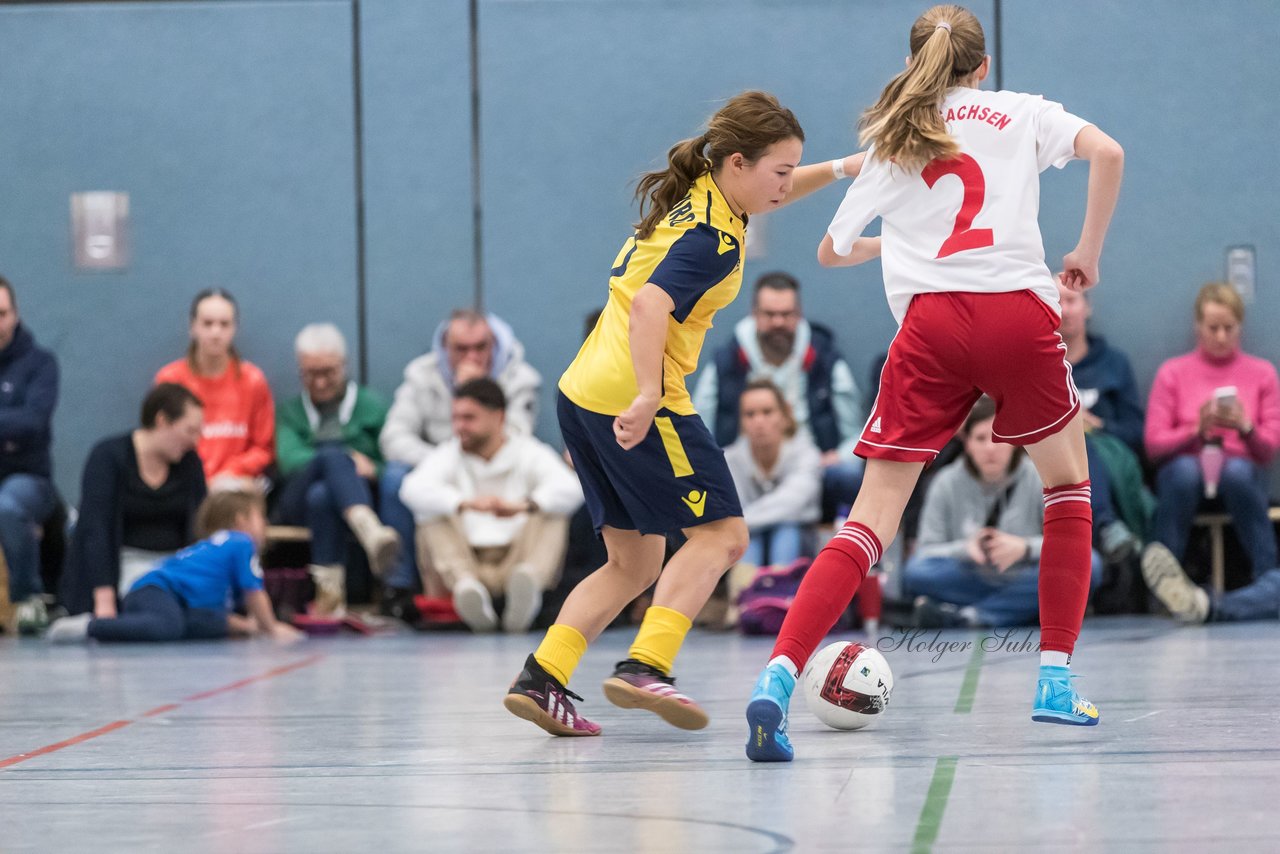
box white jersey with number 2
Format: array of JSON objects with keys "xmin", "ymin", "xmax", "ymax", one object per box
[{"xmin": 827, "ymin": 87, "xmax": 1092, "ymax": 325}]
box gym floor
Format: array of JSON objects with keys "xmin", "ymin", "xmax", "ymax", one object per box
[{"xmin": 3, "ymin": 617, "xmax": 1277, "ymax": 852}]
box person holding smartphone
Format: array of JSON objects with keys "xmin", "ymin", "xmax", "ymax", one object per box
[{"xmin": 1142, "ymin": 282, "xmax": 1280, "ymax": 595}]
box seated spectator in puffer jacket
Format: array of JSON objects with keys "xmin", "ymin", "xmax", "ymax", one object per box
[
  {"xmin": 904, "ymin": 397, "xmax": 1103, "ymax": 628},
  {"xmin": 724, "ymin": 379, "xmax": 821, "ymax": 568},
  {"xmin": 400, "ymin": 378, "xmax": 581, "ymax": 634},
  {"xmin": 692, "ymin": 272, "xmax": 866, "ymax": 520},
  {"xmin": 378, "ymin": 310, "xmax": 542, "ymax": 595}
]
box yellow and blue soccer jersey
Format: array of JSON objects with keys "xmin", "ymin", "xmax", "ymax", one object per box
[{"xmin": 559, "ymin": 172, "xmax": 746, "ymax": 416}]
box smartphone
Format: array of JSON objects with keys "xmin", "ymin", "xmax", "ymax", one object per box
[{"xmin": 1214, "ymin": 386, "xmax": 1238, "ymax": 410}]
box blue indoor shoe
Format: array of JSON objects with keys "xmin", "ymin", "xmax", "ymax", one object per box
[
  {"xmin": 1031, "ymin": 666, "xmax": 1099, "ymax": 726},
  {"xmin": 746, "ymin": 664, "xmax": 796, "ymax": 762}
]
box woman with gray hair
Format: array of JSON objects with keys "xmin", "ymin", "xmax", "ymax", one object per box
[{"xmin": 274, "ymin": 323, "xmax": 398, "ymax": 612}]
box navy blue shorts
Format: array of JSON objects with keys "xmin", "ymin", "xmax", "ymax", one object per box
[{"xmin": 557, "ymin": 391, "xmax": 742, "ymax": 537}]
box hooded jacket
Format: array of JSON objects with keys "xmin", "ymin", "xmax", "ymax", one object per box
[
  {"xmin": 0, "ymin": 324, "xmax": 59, "ymax": 480},
  {"xmin": 379, "ymin": 314, "xmax": 542, "ymax": 467}
]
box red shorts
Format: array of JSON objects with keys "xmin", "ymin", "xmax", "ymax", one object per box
[{"xmin": 856, "ymin": 290, "xmax": 1080, "ymax": 463}]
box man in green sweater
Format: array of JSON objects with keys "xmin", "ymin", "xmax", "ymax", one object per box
[{"xmin": 276, "ymin": 323, "xmax": 398, "ymax": 612}]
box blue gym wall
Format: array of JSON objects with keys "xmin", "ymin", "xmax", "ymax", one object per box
[{"xmin": 1, "ymin": 0, "xmax": 1277, "ymax": 503}]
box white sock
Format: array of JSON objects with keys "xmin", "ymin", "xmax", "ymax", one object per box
[
  {"xmin": 768, "ymin": 655, "xmax": 799, "ymax": 678},
  {"xmin": 1040, "ymin": 651, "xmax": 1070, "ymax": 668}
]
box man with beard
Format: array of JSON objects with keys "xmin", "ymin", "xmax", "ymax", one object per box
[
  {"xmin": 693, "ymin": 271, "xmax": 865, "ymax": 520},
  {"xmin": 400, "ymin": 378, "xmax": 582, "ymax": 633}
]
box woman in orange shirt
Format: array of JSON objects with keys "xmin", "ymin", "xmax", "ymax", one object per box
[{"xmin": 155, "ymin": 289, "xmax": 275, "ymax": 491}]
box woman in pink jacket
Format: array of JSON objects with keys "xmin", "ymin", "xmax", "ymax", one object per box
[{"xmin": 1143, "ymin": 283, "xmax": 1280, "ymax": 582}]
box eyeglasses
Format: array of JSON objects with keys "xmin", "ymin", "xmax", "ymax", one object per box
[
  {"xmin": 449, "ymin": 341, "xmax": 492, "ymax": 354},
  {"xmin": 300, "ymin": 365, "xmax": 343, "ymax": 380}
]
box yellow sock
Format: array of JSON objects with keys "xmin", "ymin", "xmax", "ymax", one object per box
[
  {"xmin": 628, "ymin": 606, "xmax": 693, "ymax": 675},
  {"xmin": 534, "ymin": 624, "xmax": 588, "ymax": 687}
]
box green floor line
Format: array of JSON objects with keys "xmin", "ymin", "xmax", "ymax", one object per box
[
  {"xmin": 953, "ymin": 639, "xmax": 985, "ymax": 714},
  {"xmin": 913, "ymin": 635, "xmax": 986, "ymax": 850},
  {"xmin": 911, "ymin": 755, "xmax": 959, "ymax": 853}
]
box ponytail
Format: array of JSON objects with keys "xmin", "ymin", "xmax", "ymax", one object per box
[
  {"xmin": 859, "ymin": 4, "xmax": 986, "ymax": 172},
  {"xmin": 634, "ymin": 134, "xmax": 710, "ymax": 240},
  {"xmin": 633, "ymin": 91, "xmax": 804, "ymax": 240}
]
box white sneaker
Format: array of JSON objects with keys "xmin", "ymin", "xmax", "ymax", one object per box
[
  {"xmin": 47, "ymin": 612, "xmax": 92, "ymax": 643},
  {"xmin": 1141, "ymin": 543, "xmax": 1210, "ymax": 623},
  {"xmin": 502, "ymin": 564, "xmax": 543, "ymax": 633},
  {"xmin": 452, "ymin": 577, "xmax": 498, "ymax": 632}
]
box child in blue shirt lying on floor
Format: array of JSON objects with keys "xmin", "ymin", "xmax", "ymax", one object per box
[{"xmin": 48, "ymin": 491, "xmax": 302, "ymax": 643}]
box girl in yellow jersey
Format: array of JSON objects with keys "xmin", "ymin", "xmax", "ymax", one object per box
[{"xmin": 504, "ymin": 91, "xmax": 866, "ymax": 736}]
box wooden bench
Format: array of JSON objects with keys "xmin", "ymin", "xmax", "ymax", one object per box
[
  {"xmin": 266, "ymin": 525, "xmax": 312, "ymax": 543},
  {"xmin": 1192, "ymin": 506, "xmax": 1280, "ymax": 594}
]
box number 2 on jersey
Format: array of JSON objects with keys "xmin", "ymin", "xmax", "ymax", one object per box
[{"xmin": 922, "ymin": 154, "xmax": 993, "ymax": 259}]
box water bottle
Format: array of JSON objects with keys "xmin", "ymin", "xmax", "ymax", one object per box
[{"xmin": 1201, "ymin": 437, "xmax": 1225, "ymax": 500}]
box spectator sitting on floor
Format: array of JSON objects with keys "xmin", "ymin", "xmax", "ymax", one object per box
[
  {"xmin": 692, "ymin": 271, "xmax": 866, "ymax": 520},
  {"xmin": 1057, "ymin": 283, "xmax": 1149, "ymax": 562},
  {"xmin": 399, "ymin": 378, "xmax": 582, "ymax": 633},
  {"xmin": 1142, "ymin": 282, "xmax": 1280, "ymax": 586},
  {"xmin": 275, "ymin": 323, "xmax": 398, "ymax": 613},
  {"xmin": 48, "ymin": 491, "xmax": 301, "ymax": 643},
  {"xmin": 0, "ymin": 275, "xmax": 60, "ymax": 632},
  {"xmin": 378, "ymin": 309, "xmax": 542, "ymax": 597},
  {"xmin": 155, "ymin": 288, "xmax": 275, "ymax": 493},
  {"xmin": 60, "ymin": 383, "xmax": 207, "ymax": 618},
  {"xmin": 904, "ymin": 397, "xmax": 1103, "ymax": 628},
  {"xmin": 724, "ymin": 379, "xmax": 821, "ymax": 568}
]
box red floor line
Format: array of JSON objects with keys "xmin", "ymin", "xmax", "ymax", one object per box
[
  {"xmin": 180, "ymin": 654, "xmax": 323, "ymax": 702},
  {"xmin": 0, "ymin": 654, "xmax": 324, "ymax": 770},
  {"xmin": 0, "ymin": 720, "xmax": 133, "ymax": 769}
]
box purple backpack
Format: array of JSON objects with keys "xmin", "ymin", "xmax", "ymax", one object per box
[{"xmin": 736, "ymin": 559, "xmax": 812, "ymax": 636}]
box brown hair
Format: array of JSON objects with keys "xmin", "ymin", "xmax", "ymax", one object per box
[
  {"xmin": 961, "ymin": 395, "xmax": 1023, "ymax": 476},
  {"xmin": 186, "ymin": 288, "xmax": 243, "ymax": 376},
  {"xmin": 141, "ymin": 382, "xmax": 203, "ymax": 429},
  {"xmin": 195, "ymin": 490, "xmax": 266, "ymax": 540},
  {"xmin": 859, "ymin": 5, "xmax": 987, "ymax": 172},
  {"xmin": 1194, "ymin": 282, "xmax": 1245, "ymax": 323},
  {"xmin": 740, "ymin": 378, "xmax": 798, "ymax": 438},
  {"xmin": 634, "ymin": 90, "xmax": 804, "ymax": 240},
  {"xmin": 0, "ymin": 274, "xmax": 14, "ymax": 309}
]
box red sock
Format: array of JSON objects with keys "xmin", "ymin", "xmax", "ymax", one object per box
[
  {"xmin": 771, "ymin": 522, "xmax": 882, "ymax": 670},
  {"xmin": 1039, "ymin": 480, "xmax": 1093, "ymax": 654}
]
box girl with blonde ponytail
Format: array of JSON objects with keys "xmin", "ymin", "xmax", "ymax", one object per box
[
  {"xmin": 504, "ymin": 90, "xmax": 863, "ymax": 740},
  {"xmin": 747, "ymin": 5, "xmax": 1126, "ymax": 761}
]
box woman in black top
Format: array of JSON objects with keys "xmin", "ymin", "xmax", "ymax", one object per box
[{"xmin": 61, "ymin": 384, "xmax": 207, "ymax": 616}]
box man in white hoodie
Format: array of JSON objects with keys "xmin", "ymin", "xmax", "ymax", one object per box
[
  {"xmin": 399, "ymin": 378, "xmax": 582, "ymax": 632},
  {"xmin": 378, "ymin": 310, "xmax": 542, "ymax": 597}
]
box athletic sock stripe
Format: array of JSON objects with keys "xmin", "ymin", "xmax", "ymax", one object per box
[
  {"xmin": 835, "ymin": 525, "xmax": 883, "ymax": 564},
  {"xmin": 1044, "ymin": 491, "xmax": 1091, "ymax": 507},
  {"xmin": 833, "ymin": 535, "xmax": 880, "ymax": 566}
]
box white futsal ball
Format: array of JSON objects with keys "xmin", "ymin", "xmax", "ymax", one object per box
[{"xmin": 801, "ymin": 641, "xmax": 893, "ymax": 730}]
